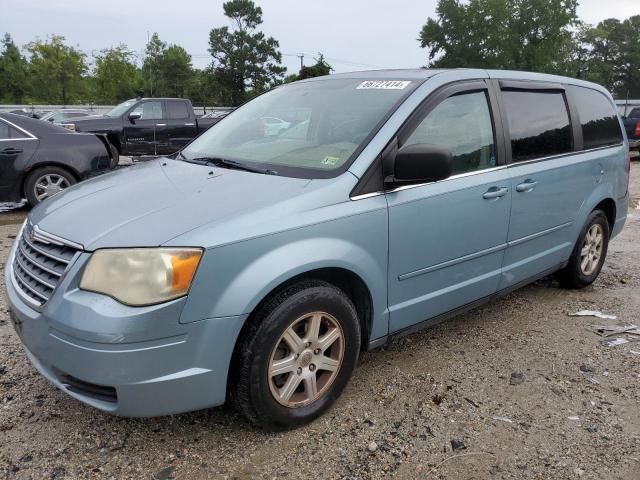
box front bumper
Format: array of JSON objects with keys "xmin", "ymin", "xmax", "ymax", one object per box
[{"xmin": 6, "ymin": 253, "xmax": 247, "ymax": 417}]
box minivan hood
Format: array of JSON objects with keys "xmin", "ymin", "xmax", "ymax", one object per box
[{"xmin": 29, "ymin": 159, "xmax": 315, "ymax": 250}]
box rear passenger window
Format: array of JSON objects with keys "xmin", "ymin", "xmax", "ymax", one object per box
[
  {"xmin": 502, "ymin": 90, "xmax": 572, "ymax": 161},
  {"xmin": 571, "ymin": 87, "xmax": 623, "ymax": 149},
  {"xmin": 404, "ymin": 91, "xmax": 496, "ymax": 175},
  {"xmin": 166, "ymin": 102, "xmax": 189, "ymax": 119}
]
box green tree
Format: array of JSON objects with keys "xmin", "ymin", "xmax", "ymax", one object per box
[
  {"xmin": 142, "ymin": 33, "xmax": 194, "ymax": 97},
  {"xmin": 285, "ymin": 53, "xmax": 333, "ymax": 83},
  {"xmin": 158, "ymin": 45, "xmax": 193, "ymax": 97},
  {"xmin": 419, "ymin": 0, "xmax": 579, "ymax": 73},
  {"xmin": 92, "ymin": 44, "xmax": 141, "ymax": 103},
  {"xmin": 142, "ymin": 32, "xmax": 167, "ymax": 96},
  {"xmin": 579, "ymin": 16, "xmax": 640, "ymax": 97},
  {"xmin": 186, "ymin": 68, "xmax": 223, "ymax": 106},
  {"xmin": 0, "ymin": 34, "xmax": 29, "ymax": 103},
  {"xmin": 26, "ymin": 35, "xmax": 87, "ymax": 104},
  {"xmin": 208, "ymin": 0, "xmax": 286, "ymax": 105}
]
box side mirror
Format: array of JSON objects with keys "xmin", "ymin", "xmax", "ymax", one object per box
[
  {"xmin": 387, "ymin": 143, "xmax": 452, "ymax": 185},
  {"xmin": 48, "ymin": 118, "xmax": 54, "ymax": 122},
  {"xmin": 128, "ymin": 112, "xmax": 142, "ymax": 122}
]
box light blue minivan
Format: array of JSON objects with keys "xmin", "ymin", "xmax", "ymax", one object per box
[{"xmin": 6, "ymin": 69, "xmax": 630, "ymax": 429}]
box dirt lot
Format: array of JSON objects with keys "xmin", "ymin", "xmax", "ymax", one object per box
[{"xmin": 1, "ymin": 166, "xmax": 639, "ymax": 480}]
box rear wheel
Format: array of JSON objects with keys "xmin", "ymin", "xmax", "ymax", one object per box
[
  {"xmin": 231, "ymin": 280, "xmax": 361, "ymax": 430},
  {"xmin": 24, "ymin": 166, "xmax": 76, "ymax": 206},
  {"xmin": 557, "ymin": 210, "xmax": 610, "ymax": 288}
]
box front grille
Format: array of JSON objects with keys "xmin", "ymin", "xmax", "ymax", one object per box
[{"xmin": 12, "ymin": 224, "xmax": 81, "ymax": 307}]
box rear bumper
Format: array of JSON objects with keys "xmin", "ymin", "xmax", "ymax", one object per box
[
  {"xmin": 611, "ymin": 192, "xmax": 629, "ymax": 239},
  {"xmin": 6, "ymin": 260, "xmax": 247, "ymax": 417}
]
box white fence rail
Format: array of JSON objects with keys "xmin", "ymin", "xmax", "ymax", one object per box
[{"xmin": 0, "ymin": 104, "xmax": 231, "ymax": 117}]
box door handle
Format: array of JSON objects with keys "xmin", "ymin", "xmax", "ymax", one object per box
[
  {"xmin": 0, "ymin": 147, "xmax": 23, "ymax": 155},
  {"xmin": 515, "ymin": 179, "xmax": 538, "ymax": 192},
  {"xmin": 184, "ymin": 122, "xmax": 195, "ymax": 126},
  {"xmin": 155, "ymin": 123, "xmax": 167, "ymax": 127},
  {"xmin": 482, "ymin": 187, "xmax": 509, "ymax": 199}
]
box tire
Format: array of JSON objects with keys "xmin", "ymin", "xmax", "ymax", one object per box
[
  {"xmin": 557, "ymin": 210, "xmax": 610, "ymax": 289},
  {"xmin": 108, "ymin": 142, "xmax": 120, "ymax": 168},
  {"xmin": 230, "ymin": 280, "xmax": 361, "ymax": 430},
  {"xmin": 24, "ymin": 166, "xmax": 76, "ymax": 206}
]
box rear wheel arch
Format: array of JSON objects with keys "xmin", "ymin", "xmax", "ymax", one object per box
[
  {"xmin": 22, "ymin": 162, "xmax": 80, "ymax": 195},
  {"xmin": 594, "ymin": 198, "xmax": 616, "ymax": 234}
]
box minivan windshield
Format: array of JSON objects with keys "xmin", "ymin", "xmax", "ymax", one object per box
[
  {"xmin": 106, "ymin": 99, "xmax": 137, "ymax": 117},
  {"xmin": 181, "ymin": 78, "xmax": 417, "ymax": 178}
]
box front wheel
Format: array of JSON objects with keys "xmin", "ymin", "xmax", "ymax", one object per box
[
  {"xmin": 557, "ymin": 210, "xmax": 610, "ymax": 289},
  {"xmin": 231, "ymin": 280, "xmax": 361, "ymax": 430}
]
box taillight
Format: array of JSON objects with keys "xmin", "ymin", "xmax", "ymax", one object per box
[{"xmin": 635, "ymin": 121, "xmax": 640, "ymax": 138}]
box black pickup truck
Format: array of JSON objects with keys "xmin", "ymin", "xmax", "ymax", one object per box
[
  {"xmin": 60, "ymin": 98, "xmax": 221, "ymax": 157},
  {"xmin": 622, "ymin": 107, "xmax": 640, "ymax": 148}
]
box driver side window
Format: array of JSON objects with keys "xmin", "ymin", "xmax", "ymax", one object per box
[
  {"xmin": 130, "ymin": 101, "xmax": 163, "ymax": 120},
  {"xmin": 404, "ymin": 91, "xmax": 496, "ymax": 175}
]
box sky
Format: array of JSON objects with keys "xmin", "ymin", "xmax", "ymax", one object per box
[{"xmin": 1, "ymin": 0, "xmax": 638, "ymax": 74}]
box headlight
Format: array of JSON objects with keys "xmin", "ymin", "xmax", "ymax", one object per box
[{"xmin": 80, "ymin": 248, "xmax": 203, "ymax": 306}]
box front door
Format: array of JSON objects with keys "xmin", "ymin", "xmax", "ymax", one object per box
[
  {"xmin": 387, "ymin": 82, "xmax": 511, "ymax": 333},
  {"xmin": 496, "ymin": 85, "xmax": 595, "ymax": 289},
  {"xmin": 123, "ymin": 100, "xmax": 167, "ymax": 156}
]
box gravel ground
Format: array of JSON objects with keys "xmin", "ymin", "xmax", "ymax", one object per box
[{"xmin": 1, "ymin": 166, "xmax": 639, "ymax": 480}]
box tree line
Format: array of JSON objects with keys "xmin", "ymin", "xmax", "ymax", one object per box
[
  {"xmin": 421, "ymin": 0, "xmax": 640, "ymax": 98},
  {"xmin": 1, "ymin": 0, "xmax": 638, "ymax": 107},
  {"xmin": 0, "ymin": 0, "xmax": 330, "ymax": 107}
]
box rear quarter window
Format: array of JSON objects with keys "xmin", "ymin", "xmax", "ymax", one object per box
[
  {"xmin": 166, "ymin": 102, "xmax": 190, "ymax": 119},
  {"xmin": 571, "ymin": 86, "xmax": 623, "ymax": 149},
  {"xmin": 0, "ymin": 121, "xmax": 28, "ymax": 139},
  {"xmin": 502, "ymin": 90, "xmax": 572, "ymax": 162}
]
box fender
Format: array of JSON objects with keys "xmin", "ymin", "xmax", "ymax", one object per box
[{"xmin": 179, "ymin": 219, "xmax": 390, "ymax": 341}]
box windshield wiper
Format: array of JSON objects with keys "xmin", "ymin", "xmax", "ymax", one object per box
[{"xmin": 182, "ymin": 155, "xmax": 278, "ymax": 175}]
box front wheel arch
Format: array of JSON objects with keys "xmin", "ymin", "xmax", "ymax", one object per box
[{"xmin": 242, "ymin": 267, "xmax": 373, "ymax": 354}]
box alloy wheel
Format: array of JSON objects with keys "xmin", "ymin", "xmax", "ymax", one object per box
[
  {"xmin": 580, "ymin": 223, "xmax": 604, "ymax": 275},
  {"xmin": 34, "ymin": 174, "xmax": 70, "ymax": 201},
  {"xmin": 268, "ymin": 311, "xmax": 344, "ymax": 408}
]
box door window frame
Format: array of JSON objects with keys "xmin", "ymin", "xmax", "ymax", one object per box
[
  {"xmin": 0, "ymin": 118, "xmax": 37, "ymax": 142},
  {"xmin": 492, "ymin": 80, "xmax": 581, "ymax": 165},
  {"xmin": 350, "ymin": 79, "xmax": 506, "ymax": 199},
  {"xmin": 125, "ymin": 100, "xmax": 166, "ymax": 121}
]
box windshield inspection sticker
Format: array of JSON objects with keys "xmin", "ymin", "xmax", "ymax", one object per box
[
  {"xmin": 322, "ymin": 156, "xmax": 340, "ymax": 166},
  {"xmin": 357, "ymin": 80, "xmax": 411, "ymax": 90}
]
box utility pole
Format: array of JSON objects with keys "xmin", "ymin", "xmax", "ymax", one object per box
[
  {"xmin": 297, "ymin": 53, "xmax": 304, "ymax": 70},
  {"xmin": 147, "ymin": 30, "xmax": 153, "ymax": 97}
]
